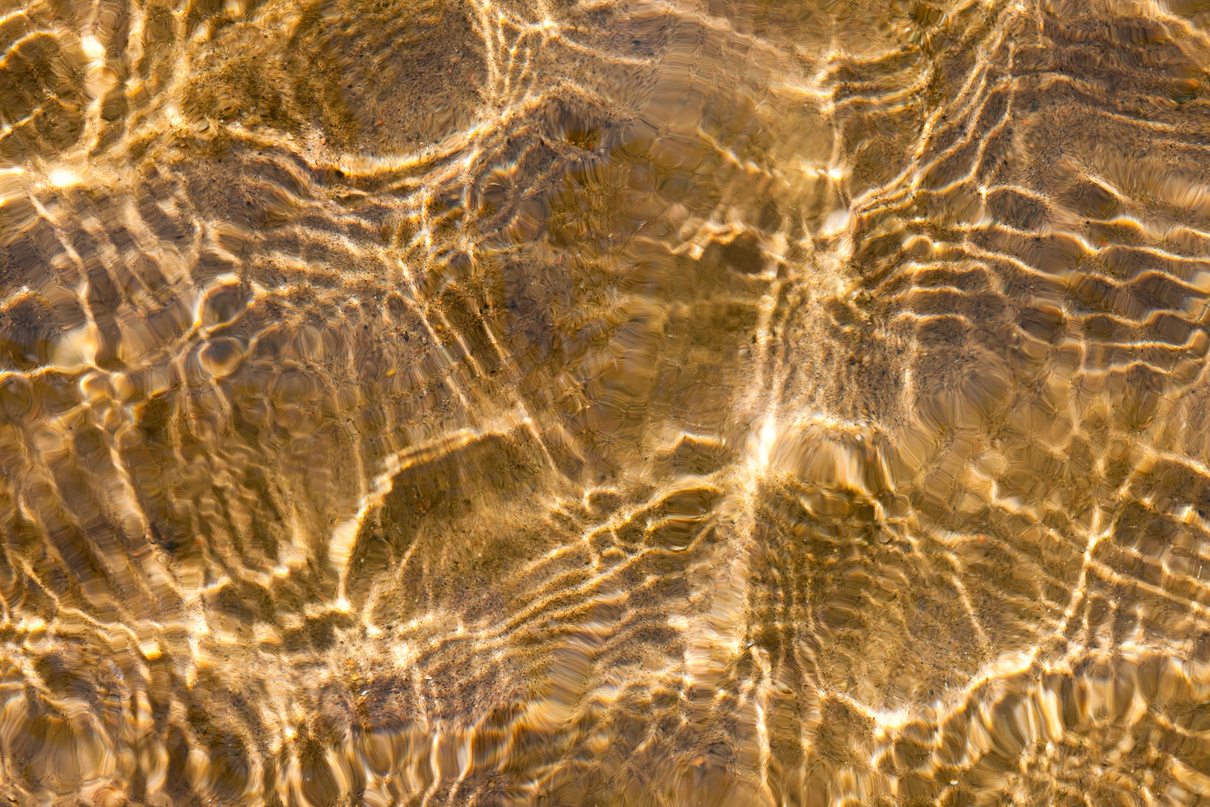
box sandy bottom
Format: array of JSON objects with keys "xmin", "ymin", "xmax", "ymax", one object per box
[{"xmin": 2, "ymin": 0, "xmax": 1210, "ymax": 804}]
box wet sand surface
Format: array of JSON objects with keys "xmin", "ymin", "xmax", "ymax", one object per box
[{"xmin": 3, "ymin": 0, "xmax": 1210, "ymax": 804}]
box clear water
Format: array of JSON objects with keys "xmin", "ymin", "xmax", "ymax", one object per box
[{"xmin": 2, "ymin": 0, "xmax": 1210, "ymax": 804}]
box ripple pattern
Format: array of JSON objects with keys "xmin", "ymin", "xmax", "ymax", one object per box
[{"xmin": 3, "ymin": 0, "xmax": 1210, "ymax": 804}]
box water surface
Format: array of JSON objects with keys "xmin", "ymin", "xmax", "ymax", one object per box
[{"xmin": 2, "ymin": 0, "xmax": 1210, "ymax": 804}]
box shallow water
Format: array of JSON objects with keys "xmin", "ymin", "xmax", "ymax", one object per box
[{"xmin": 2, "ymin": 0, "xmax": 1210, "ymax": 804}]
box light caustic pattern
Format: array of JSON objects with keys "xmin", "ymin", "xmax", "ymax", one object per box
[{"xmin": 3, "ymin": 0, "xmax": 1210, "ymax": 803}]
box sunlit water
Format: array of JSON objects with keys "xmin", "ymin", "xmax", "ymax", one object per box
[{"xmin": 2, "ymin": 0, "xmax": 1210, "ymax": 804}]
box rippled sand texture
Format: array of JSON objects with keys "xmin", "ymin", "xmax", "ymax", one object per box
[{"xmin": 5, "ymin": 0, "xmax": 1210, "ymax": 803}]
